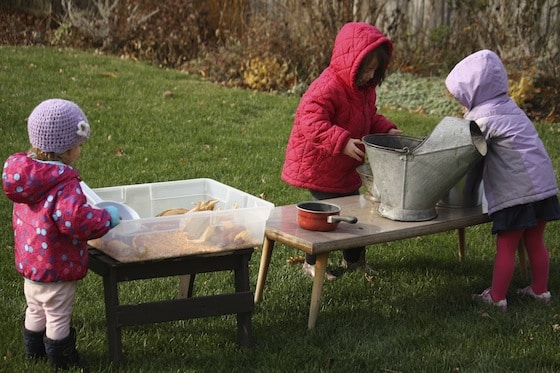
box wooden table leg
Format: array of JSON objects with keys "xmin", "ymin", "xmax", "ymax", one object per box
[
  {"xmin": 255, "ymin": 236, "xmax": 275, "ymax": 303},
  {"xmin": 178, "ymin": 274, "xmax": 195, "ymax": 298},
  {"xmin": 102, "ymin": 266, "xmax": 123, "ymax": 365},
  {"xmin": 234, "ymin": 251, "xmax": 255, "ymax": 347},
  {"xmin": 308, "ymin": 252, "xmax": 329, "ymax": 329},
  {"xmin": 457, "ymin": 228, "xmax": 466, "ymax": 261}
]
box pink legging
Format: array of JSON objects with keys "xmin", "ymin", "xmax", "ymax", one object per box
[
  {"xmin": 490, "ymin": 219, "xmax": 549, "ymax": 301},
  {"xmin": 24, "ymin": 280, "xmax": 77, "ymax": 340}
]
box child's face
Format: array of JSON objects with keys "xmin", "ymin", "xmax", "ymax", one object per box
[
  {"xmin": 356, "ymin": 56, "xmax": 379, "ymax": 87},
  {"xmin": 62, "ymin": 145, "xmax": 81, "ymax": 165}
]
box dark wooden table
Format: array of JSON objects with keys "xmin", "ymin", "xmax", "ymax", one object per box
[
  {"xmin": 254, "ymin": 195, "xmax": 491, "ymax": 329},
  {"xmin": 88, "ymin": 247, "xmax": 255, "ymax": 365}
]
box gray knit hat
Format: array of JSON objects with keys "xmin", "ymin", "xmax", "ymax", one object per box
[{"xmin": 27, "ymin": 99, "xmax": 91, "ymax": 154}]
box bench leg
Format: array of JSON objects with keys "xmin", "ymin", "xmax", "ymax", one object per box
[
  {"xmin": 178, "ymin": 274, "xmax": 195, "ymax": 298},
  {"xmin": 102, "ymin": 267, "xmax": 123, "ymax": 365},
  {"xmin": 235, "ymin": 251, "xmax": 254, "ymax": 347}
]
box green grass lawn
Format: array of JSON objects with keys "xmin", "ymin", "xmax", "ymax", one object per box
[{"xmin": 1, "ymin": 46, "xmax": 560, "ymax": 372}]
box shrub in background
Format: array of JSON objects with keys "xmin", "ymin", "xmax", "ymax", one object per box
[{"xmin": 0, "ymin": 0, "xmax": 558, "ymax": 121}]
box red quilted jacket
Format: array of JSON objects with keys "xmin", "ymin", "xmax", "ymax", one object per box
[{"xmin": 282, "ymin": 22, "xmax": 397, "ymax": 194}]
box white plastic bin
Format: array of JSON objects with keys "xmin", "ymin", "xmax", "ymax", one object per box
[{"xmin": 88, "ymin": 178, "xmax": 274, "ymax": 262}]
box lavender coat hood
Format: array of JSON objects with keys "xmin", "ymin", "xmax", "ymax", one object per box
[{"xmin": 445, "ymin": 49, "xmax": 558, "ymax": 215}]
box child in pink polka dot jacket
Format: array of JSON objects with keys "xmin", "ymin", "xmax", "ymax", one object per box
[{"xmin": 2, "ymin": 99, "xmax": 120, "ymax": 370}]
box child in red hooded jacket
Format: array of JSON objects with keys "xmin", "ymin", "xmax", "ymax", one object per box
[
  {"xmin": 282, "ymin": 22, "xmax": 402, "ymax": 280},
  {"xmin": 2, "ymin": 99, "xmax": 120, "ymax": 370}
]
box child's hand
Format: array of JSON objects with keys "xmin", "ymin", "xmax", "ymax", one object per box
[
  {"xmin": 104, "ymin": 206, "xmax": 121, "ymax": 228},
  {"xmin": 388, "ymin": 128, "xmax": 403, "ymax": 135},
  {"xmin": 343, "ymin": 138, "xmax": 365, "ymax": 161}
]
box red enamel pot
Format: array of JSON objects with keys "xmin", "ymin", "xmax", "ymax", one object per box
[{"xmin": 296, "ymin": 201, "xmax": 358, "ymax": 232}]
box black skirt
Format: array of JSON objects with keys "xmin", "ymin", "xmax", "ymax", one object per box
[{"xmin": 490, "ymin": 195, "xmax": 560, "ymax": 234}]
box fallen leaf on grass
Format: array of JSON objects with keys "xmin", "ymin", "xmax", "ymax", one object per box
[
  {"xmin": 287, "ymin": 256, "xmax": 304, "ymax": 264},
  {"xmin": 100, "ymin": 72, "xmax": 118, "ymax": 78}
]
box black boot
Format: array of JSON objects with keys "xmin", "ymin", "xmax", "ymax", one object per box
[
  {"xmin": 43, "ymin": 327, "xmax": 86, "ymax": 371},
  {"xmin": 22, "ymin": 326, "xmax": 46, "ymax": 360}
]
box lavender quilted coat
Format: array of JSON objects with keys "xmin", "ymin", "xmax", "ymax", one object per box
[{"xmin": 445, "ymin": 50, "xmax": 558, "ymax": 215}]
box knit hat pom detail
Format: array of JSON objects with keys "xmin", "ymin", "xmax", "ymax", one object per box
[{"xmin": 27, "ymin": 99, "xmax": 90, "ymax": 154}]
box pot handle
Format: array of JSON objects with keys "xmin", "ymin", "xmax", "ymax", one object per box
[{"xmin": 327, "ymin": 215, "xmax": 358, "ymax": 224}]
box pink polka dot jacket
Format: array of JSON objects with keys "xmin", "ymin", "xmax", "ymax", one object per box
[{"xmin": 2, "ymin": 152, "xmax": 113, "ymax": 282}]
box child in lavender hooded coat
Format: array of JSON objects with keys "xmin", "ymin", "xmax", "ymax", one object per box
[{"xmin": 445, "ymin": 49, "xmax": 560, "ymax": 311}]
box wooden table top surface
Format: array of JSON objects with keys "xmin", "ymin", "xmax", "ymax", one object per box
[{"xmin": 265, "ymin": 195, "xmax": 490, "ymax": 254}]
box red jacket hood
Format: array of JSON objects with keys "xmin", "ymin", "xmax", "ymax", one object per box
[{"xmin": 330, "ymin": 22, "xmax": 393, "ymax": 91}]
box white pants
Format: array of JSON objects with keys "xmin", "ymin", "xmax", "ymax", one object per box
[{"xmin": 23, "ymin": 280, "xmax": 77, "ymax": 340}]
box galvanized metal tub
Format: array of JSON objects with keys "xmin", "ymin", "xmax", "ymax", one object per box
[
  {"xmin": 438, "ymin": 159, "xmax": 484, "ymax": 208},
  {"xmin": 356, "ymin": 164, "xmax": 380, "ymax": 202},
  {"xmin": 363, "ymin": 117, "xmax": 487, "ymax": 221}
]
